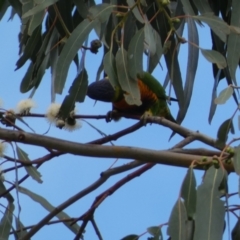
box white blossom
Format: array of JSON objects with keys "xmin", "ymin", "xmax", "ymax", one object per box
[
  {"xmin": 56, "ymin": 119, "xmax": 65, "ymax": 129},
  {"xmin": 17, "ymin": 99, "xmax": 36, "ymax": 114},
  {"xmin": 45, "ymin": 103, "xmax": 61, "ymax": 123}
]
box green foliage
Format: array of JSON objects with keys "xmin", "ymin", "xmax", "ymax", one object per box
[
  {"xmin": 2, "ymin": 0, "xmax": 238, "ymax": 123},
  {"xmin": 1, "ymin": 0, "xmax": 240, "ymax": 239}
]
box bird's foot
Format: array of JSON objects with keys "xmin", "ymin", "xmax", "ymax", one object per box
[
  {"xmin": 140, "ymin": 111, "xmax": 152, "ymax": 125},
  {"xmin": 106, "ymin": 110, "xmax": 120, "ymax": 122}
]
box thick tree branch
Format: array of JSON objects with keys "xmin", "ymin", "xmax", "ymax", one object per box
[{"xmin": 0, "ymin": 128, "xmax": 226, "ymax": 169}]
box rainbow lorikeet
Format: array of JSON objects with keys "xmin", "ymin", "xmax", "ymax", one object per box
[{"xmin": 87, "ymin": 72, "xmax": 176, "ymax": 122}]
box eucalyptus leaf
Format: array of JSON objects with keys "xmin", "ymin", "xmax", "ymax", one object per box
[
  {"xmin": 16, "ymin": 146, "xmax": 42, "ymax": 183},
  {"xmin": 55, "ymin": 19, "xmax": 96, "ymax": 94},
  {"xmin": 167, "ymin": 199, "xmax": 188, "ymax": 239},
  {"xmin": 0, "ymin": 202, "xmax": 14, "ymax": 240},
  {"xmin": 214, "ymin": 86, "xmax": 233, "ymax": 105},
  {"xmin": 217, "ymin": 118, "xmax": 234, "ymax": 144},
  {"xmin": 127, "ymin": 28, "xmax": 144, "ymax": 79},
  {"xmin": 201, "ymin": 49, "xmax": 227, "ymax": 69},
  {"xmin": 19, "ymin": 186, "xmax": 80, "ymax": 234},
  {"xmin": 193, "ymin": 166, "xmax": 225, "ymax": 240},
  {"xmin": 127, "ymin": 0, "xmax": 144, "ymax": 23},
  {"xmin": 233, "ymin": 145, "xmax": 240, "ymax": 175},
  {"xmin": 22, "ymin": 0, "xmax": 58, "ymax": 18},
  {"xmin": 193, "ymin": 14, "xmax": 230, "ymax": 42},
  {"xmin": 103, "ymin": 51, "xmax": 118, "ymax": 88},
  {"xmin": 115, "ymin": 48, "xmax": 141, "ymax": 106}
]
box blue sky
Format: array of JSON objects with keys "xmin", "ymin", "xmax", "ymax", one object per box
[{"xmin": 0, "ymin": 3, "xmax": 239, "ymax": 240}]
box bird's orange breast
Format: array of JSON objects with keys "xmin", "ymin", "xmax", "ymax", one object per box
[{"xmin": 113, "ymin": 79, "xmax": 158, "ymax": 115}]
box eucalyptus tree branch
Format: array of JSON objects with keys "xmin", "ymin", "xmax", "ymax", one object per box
[
  {"xmin": 0, "ymin": 128, "xmax": 218, "ymax": 166},
  {"xmin": 101, "ymin": 160, "xmax": 144, "ymax": 177},
  {"xmin": 1, "ymin": 122, "xmax": 143, "ymax": 198},
  {"xmin": 91, "ymin": 218, "xmax": 103, "ymax": 240},
  {"xmin": 169, "ymin": 148, "xmax": 230, "ymax": 157},
  {"xmin": 147, "ymin": 116, "xmax": 221, "ymax": 149},
  {"xmin": 10, "ymin": 217, "xmax": 79, "ymax": 234},
  {"xmin": 89, "ymin": 121, "xmax": 143, "ymax": 144},
  {"xmin": 172, "ymin": 135, "xmax": 196, "ymax": 148},
  {"xmin": 74, "ymin": 162, "xmax": 156, "ymax": 239}
]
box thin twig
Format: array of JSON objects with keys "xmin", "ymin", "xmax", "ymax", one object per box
[{"xmin": 91, "ymin": 218, "xmax": 103, "ymax": 240}]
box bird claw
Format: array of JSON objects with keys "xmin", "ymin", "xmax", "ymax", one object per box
[
  {"xmin": 140, "ymin": 111, "xmax": 152, "ymax": 125},
  {"xmin": 106, "ymin": 111, "xmax": 113, "ymax": 122},
  {"xmin": 106, "ymin": 110, "xmax": 119, "ymax": 122}
]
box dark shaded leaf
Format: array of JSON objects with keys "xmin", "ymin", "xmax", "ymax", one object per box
[
  {"xmin": 104, "ymin": 12, "xmax": 119, "ymax": 54},
  {"xmin": 233, "ymin": 145, "xmax": 240, "ymax": 175},
  {"xmin": 22, "ymin": 0, "xmax": 58, "ymax": 18},
  {"xmin": 226, "ymin": 0, "xmax": 240, "ymax": 82},
  {"xmin": 127, "ymin": 28, "xmax": 144, "ymax": 79},
  {"xmin": 232, "ymin": 218, "xmax": 240, "ymax": 240},
  {"xmin": 178, "ymin": 17, "xmax": 199, "ymax": 123},
  {"xmin": 20, "ymin": 62, "xmax": 34, "ymax": 93},
  {"xmin": 30, "ymin": 29, "xmax": 56, "ymax": 92},
  {"xmin": 103, "ymin": 51, "xmax": 118, "ymax": 88},
  {"xmin": 123, "ymin": 12, "xmax": 137, "ymax": 50},
  {"xmin": 217, "ymin": 118, "xmax": 234, "ymax": 144},
  {"xmin": 16, "ymin": 146, "xmax": 42, "ymax": 183},
  {"xmin": 0, "ymin": 177, "xmax": 14, "ymax": 202},
  {"xmin": 201, "ymin": 49, "xmax": 227, "ymax": 69},
  {"xmin": 58, "ymin": 94, "xmax": 76, "ymax": 121},
  {"xmin": 120, "ymin": 235, "xmax": 139, "ymax": 240},
  {"xmin": 208, "ymin": 71, "xmax": 219, "ymax": 124},
  {"xmin": 0, "ymin": 0, "xmax": 9, "ymax": 21},
  {"xmin": 49, "ymin": 28, "xmax": 59, "ymax": 102},
  {"xmin": 54, "ymin": 0, "xmax": 74, "ymax": 34},
  {"xmin": 0, "ymin": 202, "xmax": 14, "ymax": 240},
  {"xmin": 15, "ymin": 25, "xmax": 42, "ymax": 70},
  {"xmin": 193, "ymin": 166, "xmax": 225, "ymax": 240},
  {"xmin": 214, "ymin": 85, "xmax": 233, "ymax": 105},
  {"xmin": 55, "ymin": 19, "xmax": 96, "ymax": 94},
  {"xmin": 167, "ymin": 199, "xmax": 188, "ymax": 240},
  {"xmin": 8, "ymin": 0, "xmax": 22, "ymax": 17},
  {"xmin": 181, "ymin": 167, "xmax": 197, "ymax": 219},
  {"xmin": 18, "ymin": 186, "xmax": 80, "ymax": 234},
  {"xmin": 68, "ymin": 69, "xmax": 88, "ymax": 102},
  {"xmin": 116, "ymin": 48, "xmax": 141, "ymax": 105},
  {"xmin": 47, "ymin": 1, "xmax": 73, "ymax": 39}
]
